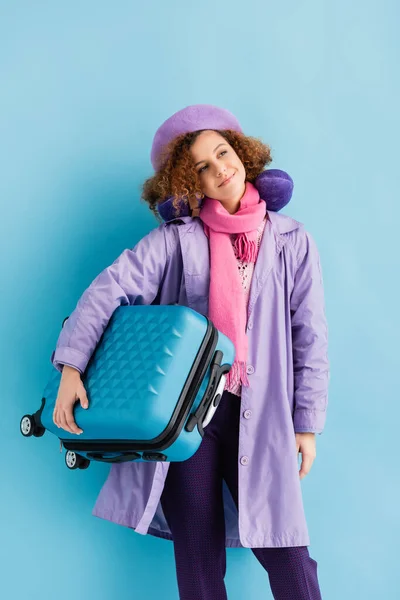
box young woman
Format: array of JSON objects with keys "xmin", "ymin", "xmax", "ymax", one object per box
[{"xmin": 52, "ymin": 104, "xmax": 329, "ymax": 600}]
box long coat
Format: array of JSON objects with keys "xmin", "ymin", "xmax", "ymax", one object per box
[{"xmin": 52, "ymin": 210, "xmax": 329, "ymax": 548}]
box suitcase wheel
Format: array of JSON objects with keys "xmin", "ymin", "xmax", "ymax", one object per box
[
  {"xmin": 20, "ymin": 414, "xmax": 45, "ymax": 438},
  {"xmin": 65, "ymin": 451, "xmax": 90, "ymax": 470}
]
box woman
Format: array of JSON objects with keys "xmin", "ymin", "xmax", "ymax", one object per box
[{"xmin": 52, "ymin": 104, "xmax": 329, "ymax": 599}]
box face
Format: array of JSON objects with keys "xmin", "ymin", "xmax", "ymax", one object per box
[{"xmin": 189, "ymin": 130, "xmax": 246, "ymax": 214}]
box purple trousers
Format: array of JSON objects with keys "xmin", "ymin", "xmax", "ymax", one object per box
[{"xmin": 160, "ymin": 390, "xmax": 322, "ymax": 600}]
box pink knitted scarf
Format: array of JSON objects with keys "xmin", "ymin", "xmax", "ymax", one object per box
[{"xmin": 199, "ymin": 181, "xmax": 267, "ymax": 388}]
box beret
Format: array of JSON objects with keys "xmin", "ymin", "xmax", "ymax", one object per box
[{"xmin": 150, "ymin": 104, "xmax": 243, "ymax": 171}]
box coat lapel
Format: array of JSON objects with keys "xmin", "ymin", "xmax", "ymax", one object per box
[
  {"xmin": 247, "ymin": 211, "xmax": 302, "ymax": 320},
  {"xmin": 176, "ymin": 220, "xmax": 210, "ymax": 315},
  {"xmin": 247, "ymin": 212, "xmax": 286, "ymax": 322}
]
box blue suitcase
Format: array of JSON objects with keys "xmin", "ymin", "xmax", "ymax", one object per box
[{"xmin": 20, "ymin": 304, "xmax": 235, "ymax": 470}]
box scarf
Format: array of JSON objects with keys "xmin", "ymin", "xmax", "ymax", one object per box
[{"xmin": 199, "ymin": 181, "xmax": 267, "ymax": 389}]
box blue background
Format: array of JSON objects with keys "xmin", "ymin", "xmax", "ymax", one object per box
[{"xmin": 2, "ymin": 1, "xmax": 399, "ymax": 598}]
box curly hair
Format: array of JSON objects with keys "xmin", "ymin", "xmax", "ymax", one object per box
[{"xmin": 141, "ymin": 129, "xmax": 272, "ymax": 222}]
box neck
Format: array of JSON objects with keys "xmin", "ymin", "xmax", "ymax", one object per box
[{"xmin": 217, "ymin": 182, "xmax": 247, "ymax": 214}]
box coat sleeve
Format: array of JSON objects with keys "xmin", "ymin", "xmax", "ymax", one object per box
[
  {"xmin": 51, "ymin": 224, "xmax": 174, "ymax": 374},
  {"xmin": 290, "ymin": 229, "xmax": 329, "ymax": 435}
]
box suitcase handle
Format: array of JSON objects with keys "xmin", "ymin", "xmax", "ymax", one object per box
[
  {"xmin": 185, "ymin": 350, "xmax": 231, "ymax": 435},
  {"xmin": 86, "ymin": 451, "xmax": 141, "ymax": 463}
]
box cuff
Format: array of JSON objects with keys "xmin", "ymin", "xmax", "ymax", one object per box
[
  {"xmin": 51, "ymin": 346, "xmax": 89, "ymax": 375},
  {"xmin": 293, "ymin": 408, "xmax": 326, "ymax": 435}
]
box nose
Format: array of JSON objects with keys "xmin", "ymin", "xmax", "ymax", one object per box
[{"xmin": 216, "ymin": 164, "xmax": 227, "ymax": 177}]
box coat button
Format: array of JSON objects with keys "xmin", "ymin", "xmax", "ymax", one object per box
[
  {"xmin": 247, "ymin": 321, "xmax": 253, "ymax": 330},
  {"xmin": 243, "ymin": 410, "xmax": 252, "ymax": 419},
  {"xmin": 240, "ymin": 456, "xmax": 249, "ymax": 466},
  {"xmin": 246, "ymin": 365, "xmax": 254, "ymax": 375}
]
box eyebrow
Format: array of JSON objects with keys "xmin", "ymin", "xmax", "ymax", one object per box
[{"xmin": 194, "ymin": 143, "xmax": 227, "ymax": 167}]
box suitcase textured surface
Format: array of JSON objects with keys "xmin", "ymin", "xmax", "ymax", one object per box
[{"xmin": 23, "ymin": 305, "xmax": 235, "ymax": 467}]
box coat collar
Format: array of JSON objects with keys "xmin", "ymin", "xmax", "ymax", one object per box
[{"xmin": 267, "ymin": 210, "xmax": 302, "ymax": 235}]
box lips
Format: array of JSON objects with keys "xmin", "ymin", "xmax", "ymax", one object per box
[{"xmin": 219, "ymin": 172, "xmax": 235, "ymax": 187}]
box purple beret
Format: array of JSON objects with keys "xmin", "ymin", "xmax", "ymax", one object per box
[{"xmin": 150, "ymin": 104, "xmax": 243, "ymax": 171}]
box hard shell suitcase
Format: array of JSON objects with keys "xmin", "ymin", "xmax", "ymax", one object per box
[{"xmin": 20, "ymin": 304, "xmax": 235, "ymax": 469}]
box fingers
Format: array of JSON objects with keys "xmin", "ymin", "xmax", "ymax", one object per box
[
  {"xmin": 57, "ymin": 409, "xmax": 83, "ymax": 435},
  {"xmin": 299, "ymin": 452, "xmax": 316, "ymax": 480},
  {"xmin": 53, "ymin": 395, "xmax": 83, "ymax": 435},
  {"xmin": 78, "ymin": 385, "xmax": 89, "ymax": 409},
  {"xmin": 61, "ymin": 406, "xmax": 83, "ymax": 435},
  {"xmin": 295, "ymin": 433, "xmax": 316, "ymax": 480}
]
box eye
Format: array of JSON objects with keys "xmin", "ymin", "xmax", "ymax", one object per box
[{"xmin": 197, "ymin": 150, "xmax": 228, "ymax": 174}]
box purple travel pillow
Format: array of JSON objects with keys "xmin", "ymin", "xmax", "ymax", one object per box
[{"xmin": 158, "ymin": 169, "xmax": 293, "ymax": 222}]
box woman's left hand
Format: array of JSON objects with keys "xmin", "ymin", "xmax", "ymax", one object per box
[{"xmin": 295, "ymin": 433, "xmax": 316, "ymax": 480}]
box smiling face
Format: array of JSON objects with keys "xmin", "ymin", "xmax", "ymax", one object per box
[{"xmin": 189, "ymin": 130, "xmax": 247, "ymax": 214}]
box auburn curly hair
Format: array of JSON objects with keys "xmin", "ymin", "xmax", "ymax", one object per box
[{"xmin": 141, "ymin": 129, "xmax": 273, "ymax": 223}]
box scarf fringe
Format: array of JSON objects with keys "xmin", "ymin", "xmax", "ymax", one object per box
[
  {"xmin": 226, "ymin": 359, "xmax": 250, "ymax": 389},
  {"xmin": 234, "ymin": 234, "xmax": 257, "ymax": 263}
]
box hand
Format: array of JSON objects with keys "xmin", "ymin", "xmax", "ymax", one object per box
[
  {"xmin": 53, "ymin": 366, "xmax": 89, "ymax": 435},
  {"xmin": 295, "ymin": 433, "xmax": 316, "ymax": 480}
]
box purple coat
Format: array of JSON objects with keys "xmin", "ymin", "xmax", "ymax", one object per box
[{"xmin": 52, "ymin": 210, "xmax": 329, "ymax": 548}]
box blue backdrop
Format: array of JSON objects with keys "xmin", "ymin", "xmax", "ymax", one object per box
[{"xmin": 2, "ymin": 1, "xmax": 399, "ymax": 598}]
